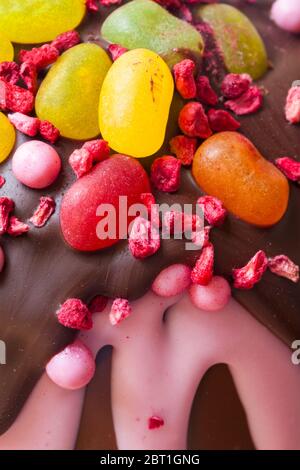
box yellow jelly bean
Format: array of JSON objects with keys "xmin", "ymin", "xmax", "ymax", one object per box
[
  {"xmin": 0, "ymin": 32, "xmax": 14, "ymax": 62},
  {"xmin": 0, "ymin": 112, "xmax": 16, "ymax": 164},
  {"xmin": 0, "ymin": 0, "xmax": 86, "ymax": 44},
  {"xmin": 99, "ymin": 48, "xmax": 174, "ymax": 158},
  {"xmin": 35, "ymin": 44, "xmax": 112, "ymax": 140}
]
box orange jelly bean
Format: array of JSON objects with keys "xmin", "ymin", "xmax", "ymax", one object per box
[{"xmin": 192, "ymin": 132, "xmax": 289, "ymax": 227}]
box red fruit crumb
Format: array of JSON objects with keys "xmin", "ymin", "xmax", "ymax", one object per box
[
  {"xmin": 140, "ymin": 192, "xmax": 159, "ymax": 227},
  {"xmin": 86, "ymin": 0, "xmax": 99, "ymax": 10},
  {"xmin": 163, "ymin": 210, "xmax": 201, "ymax": 236},
  {"xmin": 197, "ymin": 195, "xmax": 227, "ymax": 227},
  {"xmin": 0, "ymin": 197, "xmax": 14, "ymax": 235},
  {"xmin": 20, "ymin": 62, "xmax": 38, "ymax": 94},
  {"xmin": 109, "ymin": 298, "xmax": 132, "ymax": 326},
  {"xmin": 82, "ymin": 139, "xmax": 110, "ymax": 162},
  {"xmin": 191, "ymin": 225, "xmax": 211, "ymax": 248},
  {"xmin": 100, "ymin": 0, "xmax": 123, "ymax": 6},
  {"xmin": 0, "ymin": 61, "xmax": 20, "ymax": 85},
  {"xmin": 208, "ymin": 109, "xmax": 240, "ymax": 132},
  {"xmin": 225, "ymin": 85, "xmax": 263, "ymax": 116},
  {"xmin": 89, "ymin": 295, "xmax": 108, "ymax": 314},
  {"xmin": 169, "ymin": 135, "xmax": 197, "ymax": 166},
  {"xmin": 233, "ymin": 250, "xmax": 268, "ymax": 290},
  {"xmin": 196, "ymin": 75, "xmax": 218, "ymax": 106},
  {"xmin": 177, "ymin": 4, "xmax": 193, "ymax": 23},
  {"xmin": 173, "ymin": 59, "xmax": 197, "ymax": 100},
  {"xmin": 57, "ymin": 298, "xmax": 93, "ymax": 330},
  {"xmin": 39, "ymin": 120, "xmax": 60, "ymax": 144},
  {"xmin": 30, "ymin": 196, "xmax": 56, "ymax": 228},
  {"xmin": 7, "ymin": 216, "xmax": 29, "ymax": 237},
  {"xmin": 178, "ymin": 101, "xmax": 212, "ymax": 139},
  {"xmin": 151, "ymin": 156, "xmax": 181, "ymax": 193},
  {"xmin": 108, "ymin": 44, "xmax": 128, "ymax": 61},
  {"xmin": 0, "ymin": 80, "xmax": 34, "ymax": 114},
  {"xmin": 191, "ymin": 243, "xmax": 214, "ymax": 286},
  {"xmin": 0, "ymin": 176, "xmax": 5, "ymax": 189},
  {"xmin": 285, "ymin": 85, "xmax": 300, "ymax": 124},
  {"xmin": 275, "ymin": 157, "xmax": 300, "ymax": 182},
  {"xmin": 69, "ymin": 148, "xmax": 93, "ymax": 179},
  {"xmin": 8, "ymin": 112, "xmax": 40, "ymax": 137},
  {"xmin": 221, "ymin": 73, "xmax": 252, "ymax": 99},
  {"xmin": 148, "ymin": 416, "xmax": 164, "ymax": 430},
  {"xmin": 51, "ymin": 30, "xmax": 81, "ymax": 54},
  {"xmin": 268, "ymin": 255, "xmax": 299, "ymax": 283},
  {"xmin": 129, "ymin": 216, "xmax": 160, "ymax": 259},
  {"xmin": 19, "ymin": 45, "xmax": 59, "ymax": 71}
]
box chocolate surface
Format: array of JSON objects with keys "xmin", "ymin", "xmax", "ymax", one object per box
[{"xmin": 0, "ymin": 0, "xmax": 299, "ymax": 446}]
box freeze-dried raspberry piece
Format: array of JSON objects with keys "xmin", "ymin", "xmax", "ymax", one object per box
[
  {"xmin": 19, "ymin": 44, "xmax": 59, "ymax": 71},
  {"xmin": 208, "ymin": 109, "xmax": 240, "ymax": 132},
  {"xmin": 100, "ymin": 0, "xmax": 123, "ymax": 5},
  {"xmin": 268, "ymin": 255, "xmax": 299, "ymax": 283},
  {"xmin": 0, "ymin": 80, "xmax": 34, "ymax": 114},
  {"xmin": 39, "ymin": 120, "xmax": 60, "ymax": 144},
  {"xmin": 225, "ymin": 85, "xmax": 263, "ymax": 115},
  {"xmin": 196, "ymin": 75, "xmax": 218, "ymax": 106},
  {"xmin": 177, "ymin": 4, "xmax": 193, "ymax": 23},
  {"xmin": 285, "ymin": 85, "xmax": 300, "ymax": 124},
  {"xmin": 0, "ymin": 197, "xmax": 14, "ymax": 235},
  {"xmin": 233, "ymin": 250, "xmax": 268, "ymax": 290},
  {"xmin": 151, "ymin": 156, "xmax": 181, "ymax": 192},
  {"xmin": 82, "ymin": 139, "xmax": 110, "ymax": 161},
  {"xmin": 109, "ymin": 298, "xmax": 131, "ymax": 326},
  {"xmin": 0, "ymin": 62, "xmax": 20, "ymax": 85},
  {"xmin": 197, "ymin": 195, "xmax": 227, "ymax": 226},
  {"xmin": 30, "ymin": 196, "xmax": 56, "ymax": 228},
  {"xmin": 221, "ymin": 73, "xmax": 252, "ymax": 99},
  {"xmin": 169, "ymin": 135, "xmax": 197, "ymax": 166},
  {"xmin": 89, "ymin": 295, "xmax": 108, "ymax": 314},
  {"xmin": 86, "ymin": 0, "xmax": 99, "ymax": 9},
  {"xmin": 0, "ymin": 176, "xmax": 5, "ymax": 189},
  {"xmin": 51, "ymin": 30, "xmax": 81, "ymax": 53},
  {"xmin": 57, "ymin": 298, "xmax": 93, "ymax": 330},
  {"xmin": 148, "ymin": 416, "xmax": 164, "ymax": 430},
  {"xmin": 178, "ymin": 101, "xmax": 212, "ymax": 139},
  {"xmin": 140, "ymin": 192, "xmax": 159, "ymax": 227},
  {"xmin": 20, "ymin": 62, "xmax": 38, "ymax": 94},
  {"xmin": 7, "ymin": 216, "xmax": 29, "ymax": 237},
  {"xmin": 173, "ymin": 59, "xmax": 197, "ymax": 100},
  {"xmin": 108, "ymin": 44, "xmax": 128, "ymax": 61},
  {"xmin": 129, "ymin": 216, "xmax": 160, "ymax": 259},
  {"xmin": 69, "ymin": 148, "xmax": 93, "ymax": 179},
  {"xmin": 191, "ymin": 225, "xmax": 211, "ymax": 249},
  {"xmin": 8, "ymin": 112, "xmax": 40, "ymax": 137},
  {"xmin": 191, "ymin": 243, "xmax": 214, "ymax": 286},
  {"xmin": 163, "ymin": 210, "xmax": 201, "ymax": 236},
  {"xmin": 275, "ymin": 157, "xmax": 300, "ymax": 182}
]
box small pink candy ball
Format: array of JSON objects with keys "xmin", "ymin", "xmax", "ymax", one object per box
[
  {"xmin": 12, "ymin": 140, "xmax": 61, "ymax": 189},
  {"xmin": 0, "ymin": 245, "xmax": 5, "ymax": 273},
  {"xmin": 46, "ymin": 339, "xmax": 95, "ymax": 390},
  {"xmin": 189, "ymin": 276, "xmax": 231, "ymax": 312},
  {"xmin": 152, "ymin": 264, "xmax": 192, "ymax": 297},
  {"xmin": 271, "ymin": 0, "xmax": 300, "ymax": 34}
]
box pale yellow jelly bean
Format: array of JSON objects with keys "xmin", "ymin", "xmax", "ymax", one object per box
[
  {"xmin": 0, "ymin": 32, "xmax": 14, "ymax": 62},
  {"xmin": 35, "ymin": 44, "xmax": 112, "ymax": 140},
  {"xmin": 0, "ymin": 0, "xmax": 86, "ymax": 44},
  {"xmin": 0, "ymin": 112, "xmax": 16, "ymax": 164},
  {"xmin": 99, "ymin": 48, "xmax": 174, "ymax": 158}
]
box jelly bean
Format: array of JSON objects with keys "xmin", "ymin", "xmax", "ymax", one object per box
[
  {"xmin": 99, "ymin": 49, "xmax": 174, "ymax": 158},
  {"xmin": 192, "ymin": 132, "xmax": 289, "ymax": 227},
  {"xmin": 0, "ymin": 0, "xmax": 86, "ymax": 44},
  {"xmin": 0, "ymin": 32, "xmax": 14, "ymax": 62},
  {"xmin": 36, "ymin": 44, "xmax": 111, "ymax": 140},
  {"xmin": 152, "ymin": 264, "xmax": 192, "ymax": 298},
  {"xmin": 0, "ymin": 112, "xmax": 16, "ymax": 164},
  {"xmin": 12, "ymin": 140, "xmax": 61, "ymax": 189},
  {"xmin": 271, "ymin": 0, "xmax": 300, "ymax": 34}
]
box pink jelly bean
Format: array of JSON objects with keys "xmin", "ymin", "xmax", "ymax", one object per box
[
  {"xmin": 271, "ymin": 0, "xmax": 300, "ymax": 34},
  {"xmin": 189, "ymin": 275, "xmax": 231, "ymax": 312},
  {"xmin": 12, "ymin": 140, "xmax": 61, "ymax": 189},
  {"xmin": 46, "ymin": 339, "xmax": 95, "ymax": 390},
  {"xmin": 152, "ymin": 264, "xmax": 192, "ymax": 297},
  {"xmin": 0, "ymin": 245, "xmax": 4, "ymax": 272}
]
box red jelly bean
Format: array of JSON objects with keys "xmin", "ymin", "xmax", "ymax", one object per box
[
  {"xmin": 151, "ymin": 156, "xmax": 181, "ymax": 192},
  {"xmin": 178, "ymin": 101, "xmax": 212, "ymax": 139}
]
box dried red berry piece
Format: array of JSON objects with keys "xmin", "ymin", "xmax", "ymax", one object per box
[
  {"xmin": 221, "ymin": 73, "xmax": 252, "ymax": 99},
  {"xmin": 151, "ymin": 156, "xmax": 181, "ymax": 192},
  {"xmin": 30, "ymin": 196, "xmax": 56, "ymax": 228},
  {"xmin": 69, "ymin": 148, "xmax": 93, "ymax": 179},
  {"xmin": 225, "ymin": 85, "xmax": 263, "ymax": 116},
  {"xmin": 82, "ymin": 139, "xmax": 110, "ymax": 162},
  {"xmin": 0, "ymin": 176, "xmax": 5, "ymax": 189},
  {"xmin": 100, "ymin": 0, "xmax": 123, "ymax": 6},
  {"xmin": 109, "ymin": 298, "xmax": 131, "ymax": 326},
  {"xmin": 233, "ymin": 250, "xmax": 268, "ymax": 290},
  {"xmin": 129, "ymin": 216, "xmax": 160, "ymax": 259},
  {"xmin": 0, "ymin": 197, "xmax": 14, "ymax": 235},
  {"xmin": 86, "ymin": 0, "xmax": 99, "ymax": 10},
  {"xmin": 148, "ymin": 416, "xmax": 164, "ymax": 430},
  {"xmin": 197, "ymin": 196, "xmax": 227, "ymax": 227},
  {"xmin": 268, "ymin": 255, "xmax": 299, "ymax": 283},
  {"xmin": 163, "ymin": 210, "xmax": 201, "ymax": 236},
  {"xmin": 169, "ymin": 135, "xmax": 197, "ymax": 166},
  {"xmin": 275, "ymin": 157, "xmax": 300, "ymax": 182},
  {"xmin": 108, "ymin": 44, "xmax": 128, "ymax": 61},
  {"xmin": 177, "ymin": 4, "xmax": 193, "ymax": 23},
  {"xmin": 0, "ymin": 62, "xmax": 20, "ymax": 85},
  {"xmin": 8, "ymin": 112, "xmax": 40, "ymax": 137},
  {"xmin": 57, "ymin": 298, "xmax": 93, "ymax": 330},
  {"xmin": 140, "ymin": 192, "xmax": 159, "ymax": 227},
  {"xmin": 89, "ymin": 295, "xmax": 108, "ymax": 314},
  {"xmin": 178, "ymin": 102, "xmax": 212, "ymax": 139},
  {"xmin": 173, "ymin": 59, "xmax": 197, "ymax": 100},
  {"xmin": 207, "ymin": 109, "xmax": 240, "ymax": 132},
  {"xmin": 196, "ymin": 75, "xmax": 218, "ymax": 106},
  {"xmin": 285, "ymin": 85, "xmax": 300, "ymax": 124},
  {"xmin": 191, "ymin": 225, "xmax": 211, "ymax": 249},
  {"xmin": 19, "ymin": 45, "xmax": 59, "ymax": 71},
  {"xmin": 191, "ymin": 242, "xmax": 214, "ymax": 286},
  {"xmin": 0, "ymin": 80, "xmax": 34, "ymax": 114},
  {"xmin": 20, "ymin": 62, "xmax": 38, "ymax": 94},
  {"xmin": 51, "ymin": 30, "xmax": 81, "ymax": 54},
  {"xmin": 39, "ymin": 120, "xmax": 60, "ymax": 144},
  {"xmin": 7, "ymin": 216, "xmax": 29, "ymax": 237}
]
